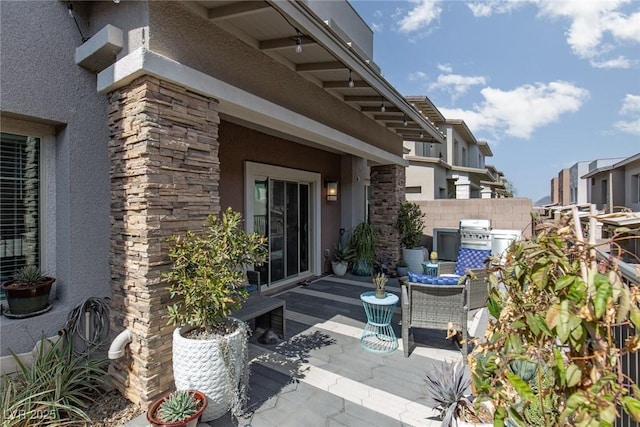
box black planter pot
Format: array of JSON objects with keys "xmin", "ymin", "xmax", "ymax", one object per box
[{"xmin": 2, "ymin": 277, "xmax": 54, "ymax": 315}]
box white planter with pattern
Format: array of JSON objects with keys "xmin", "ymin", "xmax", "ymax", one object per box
[{"xmin": 172, "ymin": 318, "xmax": 247, "ymax": 421}]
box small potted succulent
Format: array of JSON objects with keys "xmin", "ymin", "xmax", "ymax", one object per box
[
  {"xmin": 146, "ymin": 390, "xmax": 207, "ymax": 427},
  {"xmin": 2, "ymin": 265, "xmax": 55, "ymax": 316}
]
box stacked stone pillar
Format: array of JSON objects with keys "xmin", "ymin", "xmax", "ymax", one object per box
[
  {"xmin": 370, "ymin": 164, "xmax": 405, "ymax": 268},
  {"xmin": 107, "ymin": 76, "xmax": 220, "ymax": 405}
]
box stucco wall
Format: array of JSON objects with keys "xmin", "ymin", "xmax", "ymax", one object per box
[
  {"xmin": 624, "ymin": 161, "xmax": 640, "ymax": 211},
  {"xmin": 406, "ymin": 158, "xmax": 435, "ymax": 201},
  {"xmin": 1, "ymin": 1, "xmax": 111, "ymax": 355},
  {"xmin": 218, "ymin": 121, "xmax": 342, "ymax": 274},
  {"xmin": 417, "ymin": 198, "xmax": 534, "ymax": 248},
  {"xmin": 146, "ymin": 2, "xmax": 403, "ymax": 158}
]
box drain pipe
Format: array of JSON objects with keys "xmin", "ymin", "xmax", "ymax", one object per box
[{"xmin": 108, "ymin": 330, "xmax": 132, "ymax": 359}]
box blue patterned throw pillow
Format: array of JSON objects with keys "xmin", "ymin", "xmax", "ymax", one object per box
[{"xmin": 454, "ymin": 248, "xmax": 491, "ymax": 276}]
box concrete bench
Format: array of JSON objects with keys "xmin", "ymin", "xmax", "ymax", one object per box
[{"xmin": 234, "ymin": 294, "xmax": 286, "ymax": 338}]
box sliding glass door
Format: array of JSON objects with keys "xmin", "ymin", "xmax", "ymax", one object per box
[{"xmin": 253, "ymin": 178, "xmax": 310, "ymax": 286}]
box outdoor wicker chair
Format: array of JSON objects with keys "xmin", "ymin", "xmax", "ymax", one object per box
[{"xmin": 400, "ymin": 269, "xmax": 489, "ymax": 359}]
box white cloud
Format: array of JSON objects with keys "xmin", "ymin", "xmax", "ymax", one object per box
[
  {"xmin": 429, "ymin": 73, "xmax": 487, "ymax": 98},
  {"xmin": 614, "ymin": 94, "xmax": 640, "ymax": 135},
  {"xmin": 440, "ymin": 81, "xmax": 589, "ymax": 139},
  {"xmin": 536, "ymin": 0, "xmax": 640, "ymax": 65},
  {"xmin": 437, "ymin": 63, "xmax": 453, "ymax": 73},
  {"xmin": 408, "ymin": 71, "xmax": 428, "ymax": 81},
  {"xmin": 398, "ymin": 0, "xmax": 442, "ymax": 32},
  {"xmin": 464, "ymin": 0, "xmax": 640, "ymax": 69},
  {"xmin": 619, "ymin": 94, "xmax": 640, "ymax": 114},
  {"xmin": 370, "ymin": 22, "xmax": 384, "ymax": 33},
  {"xmin": 467, "ymin": 0, "xmax": 526, "ymax": 17},
  {"xmin": 590, "ymin": 56, "xmax": 634, "ymax": 68}
]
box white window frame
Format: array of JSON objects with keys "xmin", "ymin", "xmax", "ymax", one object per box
[
  {"xmin": 1, "ymin": 117, "xmax": 56, "ymax": 278},
  {"xmin": 244, "ymin": 161, "xmax": 321, "ymax": 279}
]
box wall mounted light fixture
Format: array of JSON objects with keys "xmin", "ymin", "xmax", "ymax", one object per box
[{"xmin": 326, "ymin": 181, "xmax": 338, "ymax": 201}]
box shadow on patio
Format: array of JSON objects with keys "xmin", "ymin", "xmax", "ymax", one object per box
[{"xmin": 129, "ymin": 275, "xmax": 471, "ymax": 427}]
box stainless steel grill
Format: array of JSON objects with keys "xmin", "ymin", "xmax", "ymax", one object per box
[{"xmin": 459, "ymin": 219, "xmax": 492, "ymax": 250}]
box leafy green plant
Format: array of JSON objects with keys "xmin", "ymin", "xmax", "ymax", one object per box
[
  {"xmin": 397, "ymin": 201, "xmax": 425, "ymax": 248},
  {"xmin": 470, "ymin": 216, "xmax": 640, "ymax": 426},
  {"xmin": 0, "ymin": 337, "xmax": 108, "ymax": 426},
  {"xmin": 10, "ymin": 266, "xmax": 46, "ymax": 286},
  {"xmin": 349, "ymin": 221, "xmax": 378, "ymax": 276},
  {"xmin": 425, "ymin": 360, "xmax": 487, "ymax": 427},
  {"xmin": 333, "ymin": 241, "xmax": 354, "ymax": 263},
  {"xmin": 156, "ymin": 390, "xmax": 202, "ymax": 423},
  {"xmin": 164, "ymin": 208, "xmax": 268, "ymax": 332}
]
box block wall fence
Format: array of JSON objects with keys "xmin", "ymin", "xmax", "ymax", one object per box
[{"xmin": 415, "ymin": 198, "xmax": 534, "ymax": 248}]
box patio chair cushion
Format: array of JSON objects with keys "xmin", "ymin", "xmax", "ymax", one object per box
[
  {"xmin": 407, "ymin": 271, "xmax": 461, "ymax": 285},
  {"xmin": 454, "ymin": 248, "xmax": 491, "ymax": 276}
]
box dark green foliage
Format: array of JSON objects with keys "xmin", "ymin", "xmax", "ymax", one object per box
[
  {"xmin": 396, "ymin": 201, "xmax": 425, "ymax": 248},
  {"xmin": 349, "ymin": 221, "xmax": 378, "ymax": 276},
  {"xmin": 164, "ymin": 208, "xmax": 268, "ymax": 331},
  {"xmin": 0, "ymin": 337, "xmax": 108, "ymax": 426}
]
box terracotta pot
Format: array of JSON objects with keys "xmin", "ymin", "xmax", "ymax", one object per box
[
  {"xmin": 146, "ymin": 390, "xmax": 207, "ymax": 427},
  {"xmin": 2, "ymin": 277, "xmax": 54, "ymax": 315}
]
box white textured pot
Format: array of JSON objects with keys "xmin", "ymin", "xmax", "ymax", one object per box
[
  {"xmin": 173, "ymin": 318, "xmax": 247, "ymax": 421},
  {"xmin": 331, "ymin": 260, "xmax": 348, "ymax": 276},
  {"xmin": 402, "ymin": 247, "xmax": 426, "ymax": 274}
]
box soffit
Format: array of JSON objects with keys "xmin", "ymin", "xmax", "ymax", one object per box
[{"xmin": 191, "ymin": 1, "xmax": 445, "ymax": 144}]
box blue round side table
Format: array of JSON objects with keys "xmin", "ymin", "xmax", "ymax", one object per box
[{"xmin": 359, "ymin": 291, "xmax": 399, "ymax": 353}]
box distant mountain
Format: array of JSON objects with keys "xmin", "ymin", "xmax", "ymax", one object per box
[{"xmin": 535, "ymin": 195, "xmax": 551, "ymax": 206}]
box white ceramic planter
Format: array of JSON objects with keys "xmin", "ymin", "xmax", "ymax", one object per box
[
  {"xmin": 172, "ymin": 318, "xmax": 247, "ymax": 421},
  {"xmin": 331, "ymin": 261, "xmax": 348, "ymax": 276},
  {"xmin": 402, "ymin": 247, "xmax": 426, "ymax": 274}
]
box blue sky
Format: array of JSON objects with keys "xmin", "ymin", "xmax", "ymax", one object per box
[{"xmin": 350, "ymin": 0, "xmax": 640, "ymax": 203}]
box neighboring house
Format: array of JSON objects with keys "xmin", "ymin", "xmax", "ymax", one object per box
[
  {"xmin": 582, "ymin": 154, "xmax": 640, "ymax": 212},
  {"xmin": 403, "ymin": 96, "xmax": 505, "ymax": 200},
  {"xmin": 551, "ymin": 176, "xmax": 560, "ymax": 205},
  {"xmin": 556, "ymin": 168, "xmax": 571, "ymax": 206},
  {"xmin": 581, "ymin": 157, "xmax": 628, "ymax": 211},
  {"xmin": 0, "ymin": 0, "xmax": 446, "ymax": 404},
  {"xmin": 569, "ymin": 161, "xmax": 590, "ymax": 205}
]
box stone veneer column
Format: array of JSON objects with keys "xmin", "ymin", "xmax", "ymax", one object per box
[
  {"xmin": 107, "ymin": 76, "xmax": 220, "ymax": 405},
  {"xmin": 370, "ymin": 164, "xmax": 405, "ymax": 268}
]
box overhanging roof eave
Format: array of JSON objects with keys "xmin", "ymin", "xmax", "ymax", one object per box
[{"xmin": 278, "ymin": 2, "xmax": 445, "ymax": 143}]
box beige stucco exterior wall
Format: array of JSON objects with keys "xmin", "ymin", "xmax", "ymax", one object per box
[
  {"xmin": 405, "ymin": 158, "xmax": 435, "ymax": 200},
  {"xmin": 146, "ymin": 2, "xmax": 402, "ymax": 159},
  {"xmin": 417, "ymin": 198, "xmax": 534, "ymax": 247}
]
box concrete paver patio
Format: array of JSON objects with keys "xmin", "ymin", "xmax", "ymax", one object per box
[{"xmin": 127, "ymin": 275, "xmax": 477, "ymax": 427}]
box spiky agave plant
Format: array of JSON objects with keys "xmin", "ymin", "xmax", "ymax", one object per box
[
  {"xmin": 157, "ymin": 390, "xmax": 201, "ymax": 423},
  {"xmin": 425, "ymin": 360, "xmax": 478, "ymax": 427}
]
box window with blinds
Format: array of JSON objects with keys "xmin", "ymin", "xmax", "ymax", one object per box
[{"xmin": 1, "ymin": 132, "xmax": 41, "ymax": 283}]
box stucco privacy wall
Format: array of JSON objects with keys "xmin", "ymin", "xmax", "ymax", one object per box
[
  {"xmin": 418, "ymin": 198, "xmax": 535, "ymax": 243},
  {"xmin": 0, "ymin": 1, "xmax": 111, "ymax": 356},
  {"xmin": 108, "ymin": 75, "xmax": 221, "ymax": 404},
  {"xmin": 146, "ymin": 1, "xmax": 403, "ymax": 158}
]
